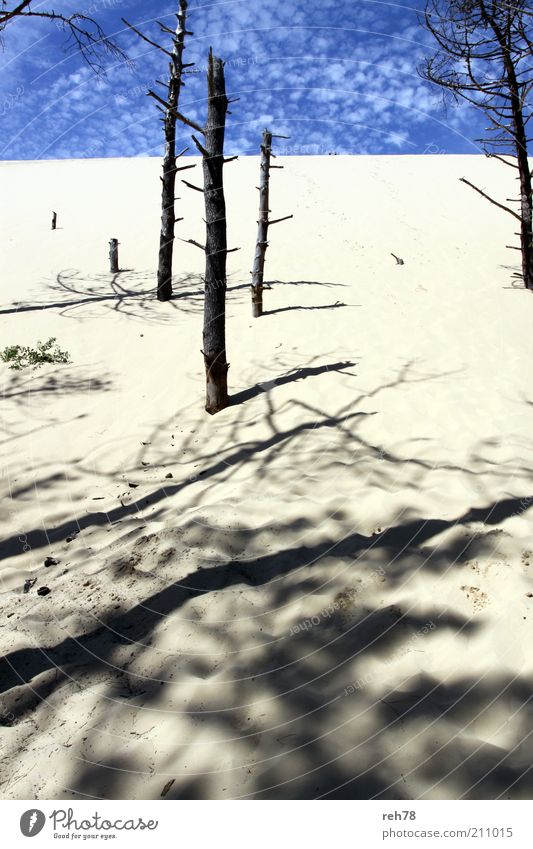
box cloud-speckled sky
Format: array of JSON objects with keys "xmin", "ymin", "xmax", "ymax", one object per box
[{"xmin": 0, "ymin": 0, "xmax": 482, "ymax": 160}]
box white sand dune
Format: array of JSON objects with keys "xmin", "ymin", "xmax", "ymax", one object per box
[{"xmin": 0, "ymin": 154, "xmax": 532, "ymax": 799}]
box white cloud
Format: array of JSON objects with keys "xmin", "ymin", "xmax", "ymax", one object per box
[{"xmin": 0, "ymin": 0, "xmax": 481, "ymax": 159}]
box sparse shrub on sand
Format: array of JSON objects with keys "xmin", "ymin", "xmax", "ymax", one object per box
[{"xmin": 1, "ymin": 337, "xmax": 71, "ymax": 370}]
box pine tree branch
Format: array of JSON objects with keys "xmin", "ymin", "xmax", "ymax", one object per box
[
  {"xmin": 147, "ymin": 89, "xmax": 205, "ymax": 134},
  {"xmin": 269, "ymin": 214, "xmax": 294, "ymax": 225},
  {"xmin": 180, "ymin": 238, "xmax": 205, "ymax": 251},
  {"xmin": 485, "ymin": 153, "xmax": 519, "ymax": 169},
  {"xmin": 460, "ymin": 177, "xmax": 522, "ymax": 221},
  {"xmin": 122, "ymin": 18, "xmax": 174, "ymax": 59},
  {"xmin": 182, "ymin": 179, "xmax": 205, "ymax": 193}
]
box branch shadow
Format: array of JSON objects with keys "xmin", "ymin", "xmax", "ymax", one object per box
[
  {"xmin": 230, "ymin": 360, "xmax": 357, "ymax": 406},
  {"xmin": 2, "ymin": 497, "xmax": 529, "ymax": 800},
  {"xmin": 1, "ymin": 362, "xmax": 532, "ymax": 800},
  {"xmin": 1, "ymin": 276, "xmax": 354, "ymax": 326},
  {"xmin": 263, "ymin": 302, "xmax": 349, "ymax": 316},
  {"xmin": 0, "ymin": 270, "xmax": 203, "ymax": 324},
  {"xmin": 0, "ymin": 492, "xmax": 528, "ymax": 699},
  {"xmin": 1, "ymin": 367, "xmax": 113, "ymax": 403}
]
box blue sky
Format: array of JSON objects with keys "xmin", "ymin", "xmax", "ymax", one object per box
[{"xmin": 0, "ymin": 0, "xmax": 483, "ymax": 159}]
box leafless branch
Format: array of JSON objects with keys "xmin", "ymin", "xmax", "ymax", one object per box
[
  {"xmin": 460, "ymin": 177, "xmax": 522, "ymax": 221},
  {"xmin": 0, "ymin": 3, "xmax": 130, "ymax": 74}
]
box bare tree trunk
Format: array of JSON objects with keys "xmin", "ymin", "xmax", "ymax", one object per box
[
  {"xmin": 202, "ymin": 51, "xmax": 229, "ymax": 414},
  {"xmin": 506, "ymin": 66, "xmax": 533, "ymax": 290},
  {"xmin": 517, "ymin": 168, "xmax": 533, "ymax": 290},
  {"xmin": 515, "ymin": 136, "xmax": 533, "ymax": 291},
  {"xmin": 109, "ymin": 238, "xmax": 119, "ymax": 273},
  {"xmin": 51, "ymin": 211, "xmax": 57, "ymax": 230},
  {"xmin": 157, "ymin": 0, "xmax": 189, "ymax": 301},
  {"xmin": 157, "ymin": 48, "xmax": 235, "ymax": 414},
  {"xmin": 251, "ymin": 129, "xmax": 272, "ymax": 317}
]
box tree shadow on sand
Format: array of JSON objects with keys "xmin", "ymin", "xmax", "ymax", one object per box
[
  {"xmin": 1, "ymin": 367, "xmax": 112, "ymax": 403},
  {"xmin": 230, "ymin": 360, "xmax": 357, "ymax": 406},
  {"xmin": 0, "ymin": 358, "xmax": 529, "ymax": 559},
  {"xmin": 0, "ymin": 350, "xmax": 364, "ymax": 560},
  {"xmin": 1, "ymin": 501, "xmax": 532, "ymax": 799},
  {"xmin": 1, "ymin": 362, "xmax": 532, "ymax": 799},
  {"xmin": 0, "ymin": 270, "xmax": 204, "ymax": 323},
  {"xmin": 0, "ymin": 366, "xmax": 113, "ymax": 450},
  {"xmin": 0, "ymin": 274, "xmax": 351, "ymax": 324},
  {"xmin": 263, "ymin": 302, "xmax": 349, "ymax": 316}
]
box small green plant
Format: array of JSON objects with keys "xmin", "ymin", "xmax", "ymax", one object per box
[{"xmin": 1, "ymin": 337, "xmax": 71, "ymax": 370}]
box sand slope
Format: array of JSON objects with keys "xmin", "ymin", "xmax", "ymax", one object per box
[{"xmin": 0, "ymin": 154, "xmax": 532, "ymax": 799}]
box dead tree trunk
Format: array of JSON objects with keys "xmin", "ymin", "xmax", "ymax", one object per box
[
  {"xmin": 157, "ymin": 0, "xmax": 189, "ymax": 301},
  {"xmin": 51, "ymin": 211, "xmax": 57, "ymax": 230},
  {"xmin": 517, "ymin": 159, "xmax": 533, "ymax": 290},
  {"xmin": 158, "ymin": 49, "xmax": 238, "ymax": 413},
  {"xmin": 250, "ymin": 130, "xmax": 293, "ymax": 317},
  {"xmin": 124, "ymin": 1, "xmax": 195, "ymax": 301},
  {"xmin": 517, "ymin": 152, "xmax": 533, "ymax": 290},
  {"xmin": 109, "ymin": 238, "xmax": 119, "ymax": 273},
  {"xmin": 506, "ymin": 63, "xmax": 533, "ymax": 290},
  {"xmin": 200, "ymin": 52, "xmax": 230, "ymax": 413},
  {"xmin": 251, "ymin": 129, "xmax": 272, "ymax": 317}
]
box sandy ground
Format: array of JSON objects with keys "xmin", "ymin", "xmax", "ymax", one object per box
[{"xmin": 0, "ymin": 154, "xmax": 532, "ymax": 800}]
